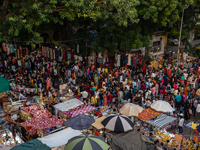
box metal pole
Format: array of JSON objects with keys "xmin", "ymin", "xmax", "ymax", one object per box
[
  {"xmin": 86, "ymin": 40, "xmax": 88, "ymax": 66},
  {"xmin": 177, "ymin": 7, "xmax": 185, "ymax": 67},
  {"xmin": 177, "ymin": 5, "xmax": 189, "ymax": 66}
]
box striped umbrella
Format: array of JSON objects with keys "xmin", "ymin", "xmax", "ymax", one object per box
[
  {"xmin": 65, "ymin": 134, "xmax": 110, "ymax": 150},
  {"xmin": 101, "ymin": 113, "xmax": 134, "ymax": 132}
]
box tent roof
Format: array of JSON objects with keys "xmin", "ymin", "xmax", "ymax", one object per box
[
  {"xmin": 0, "ymin": 76, "xmax": 10, "ymax": 93},
  {"xmin": 38, "ymin": 127, "xmax": 82, "ymax": 148},
  {"xmin": 146, "ymin": 114, "xmax": 177, "ymax": 129},
  {"xmin": 11, "ymin": 139, "xmax": 50, "ymax": 150},
  {"xmin": 107, "ymin": 130, "xmax": 156, "ymax": 150},
  {"xmin": 53, "ymin": 98, "xmax": 83, "ymax": 112},
  {"xmin": 92, "ymin": 116, "xmax": 106, "ymax": 130}
]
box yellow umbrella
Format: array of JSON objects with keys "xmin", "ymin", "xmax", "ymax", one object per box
[{"xmin": 119, "ymin": 103, "xmax": 144, "ymax": 117}]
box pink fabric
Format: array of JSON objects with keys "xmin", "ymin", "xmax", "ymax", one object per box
[
  {"xmin": 46, "ymin": 77, "xmax": 52, "ymax": 88},
  {"xmin": 21, "ymin": 116, "xmax": 64, "ymax": 134},
  {"xmin": 87, "ymin": 69, "xmax": 90, "ymax": 75},
  {"xmin": 151, "ymin": 87, "xmax": 156, "ymax": 95},
  {"xmin": 114, "ymin": 72, "xmax": 118, "ymax": 77},
  {"xmin": 22, "ymin": 105, "xmax": 52, "ymax": 118},
  {"xmin": 63, "ymin": 104, "xmax": 96, "ymax": 117},
  {"xmin": 183, "ymin": 92, "xmax": 187, "ymax": 102}
]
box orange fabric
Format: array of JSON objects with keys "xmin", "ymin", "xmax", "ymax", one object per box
[
  {"xmin": 137, "ymin": 109, "xmax": 161, "ymax": 122},
  {"xmin": 72, "ymin": 73, "xmax": 75, "ymax": 79}
]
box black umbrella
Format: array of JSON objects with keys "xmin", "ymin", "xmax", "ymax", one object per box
[
  {"xmin": 63, "ymin": 114, "xmax": 95, "ymax": 130},
  {"xmin": 101, "ymin": 113, "xmax": 134, "ymax": 132}
]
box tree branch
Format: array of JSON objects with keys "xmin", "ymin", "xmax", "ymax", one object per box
[
  {"xmin": 4, "ymin": 8, "xmax": 23, "ymax": 19},
  {"xmin": 2, "ymin": 0, "xmax": 9, "ymax": 9}
]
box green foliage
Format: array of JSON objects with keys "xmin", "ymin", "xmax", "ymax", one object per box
[{"xmin": 0, "ymin": 0, "xmax": 194, "ymax": 56}]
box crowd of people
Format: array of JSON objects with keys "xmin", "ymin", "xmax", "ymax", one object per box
[{"xmin": 0, "ymin": 51, "xmax": 200, "ymax": 149}]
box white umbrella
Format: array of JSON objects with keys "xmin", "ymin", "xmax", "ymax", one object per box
[
  {"xmin": 120, "ymin": 103, "xmax": 144, "ymax": 117},
  {"xmin": 150, "ymin": 100, "xmax": 174, "ymax": 113},
  {"xmin": 80, "ymin": 91, "xmax": 88, "ymax": 98}
]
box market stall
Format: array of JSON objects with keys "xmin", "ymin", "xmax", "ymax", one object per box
[
  {"xmin": 0, "ymin": 127, "xmax": 24, "ymax": 148},
  {"xmin": 106, "ymin": 130, "xmax": 156, "ymax": 150},
  {"xmin": 37, "ymin": 127, "xmax": 82, "ymax": 148},
  {"xmin": 63, "ymin": 104, "xmax": 96, "ymax": 117},
  {"xmin": 20, "ymin": 116, "xmax": 64, "ymax": 134},
  {"xmin": 11, "ymin": 139, "xmax": 50, "ymax": 150},
  {"xmin": 21, "ymin": 105, "xmax": 52, "ymax": 118},
  {"xmin": 92, "ymin": 116, "xmax": 106, "ymax": 130},
  {"xmin": 136, "ymin": 109, "xmax": 162, "ymax": 122},
  {"xmin": 146, "ymin": 114, "xmax": 177, "ymax": 129},
  {"xmin": 0, "ymin": 77, "xmax": 10, "ymax": 94},
  {"xmin": 53, "ymin": 98, "xmax": 83, "ymax": 112}
]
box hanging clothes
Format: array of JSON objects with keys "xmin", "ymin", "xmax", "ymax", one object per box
[
  {"xmin": 117, "ymin": 54, "xmax": 120, "ymax": 67},
  {"xmin": 107, "ymin": 56, "xmax": 109, "ymax": 62},
  {"xmin": 127, "ymin": 54, "xmax": 131, "ymax": 66},
  {"xmin": 131, "ymin": 56, "xmax": 133, "ymax": 68},
  {"xmin": 20, "ymin": 48, "xmax": 22, "ymax": 56},
  {"xmin": 77, "ymin": 44, "xmax": 79, "ymax": 53},
  {"xmin": 63, "ymin": 50, "xmax": 66, "ymax": 60},
  {"xmin": 2, "ymin": 43, "xmax": 6, "ymax": 52},
  {"xmin": 132, "ymin": 55, "xmax": 136, "ymax": 68},
  {"xmin": 10, "ymin": 44, "xmax": 15, "ymax": 53},
  {"xmin": 55, "ymin": 50, "xmax": 58, "ymax": 61}
]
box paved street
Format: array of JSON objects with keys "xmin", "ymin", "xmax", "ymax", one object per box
[{"xmin": 167, "ymin": 39, "xmax": 200, "ymax": 53}]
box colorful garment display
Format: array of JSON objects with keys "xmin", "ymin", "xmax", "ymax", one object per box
[
  {"xmin": 137, "ymin": 109, "xmax": 161, "ymax": 122},
  {"xmin": 63, "ymin": 104, "xmax": 96, "ymax": 117},
  {"xmin": 20, "ymin": 116, "xmax": 64, "ymax": 134}
]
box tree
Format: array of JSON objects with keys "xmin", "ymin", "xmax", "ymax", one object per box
[
  {"xmin": 0, "ymin": 0, "xmax": 140, "ymax": 46},
  {"xmin": 91, "ymin": 0, "xmax": 193, "ymax": 55}
]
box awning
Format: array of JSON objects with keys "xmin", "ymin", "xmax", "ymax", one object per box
[
  {"xmin": 11, "ymin": 139, "xmax": 51, "ymax": 150},
  {"xmin": 38, "ymin": 127, "xmax": 82, "ymax": 148},
  {"xmin": 146, "ymin": 114, "xmax": 177, "ymax": 129},
  {"xmin": 53, "ymin": 98, "xmax": 83, "ymax": 112},
  {"xmin": 92, "ymin": 116, "xmax": 106, "ymax": 130},
  {"xmin": 63, "ymin": 104, "xmax": 96, "ymax": 117},
  {"xmin": 0, "ymin": 76, "xmax": 10, "ymax": 93}
]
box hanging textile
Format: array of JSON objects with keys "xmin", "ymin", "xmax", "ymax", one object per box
[
  {"xmin": 127, "ymin": 54, "xmax": 131, "ymax": 66},
  {"xmin": 63, "ymin": 49, "xmax": 66, "ymax": 60},
  {"xmin": 117, "ymin": 54, "xmax": 120, "ymax": 67},
  {"xmin": 55, "ymin": 50, "xmax": 58, "ymax": 61},
  {"xmin": 132, "ymin": 55, "xmax": 136, "ymax": 68},
  {"xmin": 17, "ymin": 49, "xmax": 20, "ymax": 58},
  {"xmin": 2, "ymin": 43, "xmax": 6, "ymax": 52},
  {"xmin": 26, "ymin": 48, "xmax": 28, "ymax": 55},
  {"xmin": 77, "ymin": 44, "xmax": 79, "ymax": 53},
  {"xmin": 53, "ymin": 49, "xmax": 56, "ymax": 60},
  {"xmin": 10, "ymin": 44, "xmax": 15, "ymax": 53},
  {"xmin": 20, "ymin": 47, "xmax": 22, "ymax": 56},
  {"xmin": 131, "ymin": 56, "xmax": 133, "ymax": 68},
  {"xmin": 61, "ymin": 49, "xmax": 63, "ymax": 58},
  {"xmin": 50, "ymin": 48, "xmax": 53, "ymax": 60},
  {"xmin": 67, "ymin": 51, "xmax": 71, "ymax": 60}
]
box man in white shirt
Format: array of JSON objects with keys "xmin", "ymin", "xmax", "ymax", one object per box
[{"xmin": 178, "ymin": 116, "xmax": 184, "ymax": 133}]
